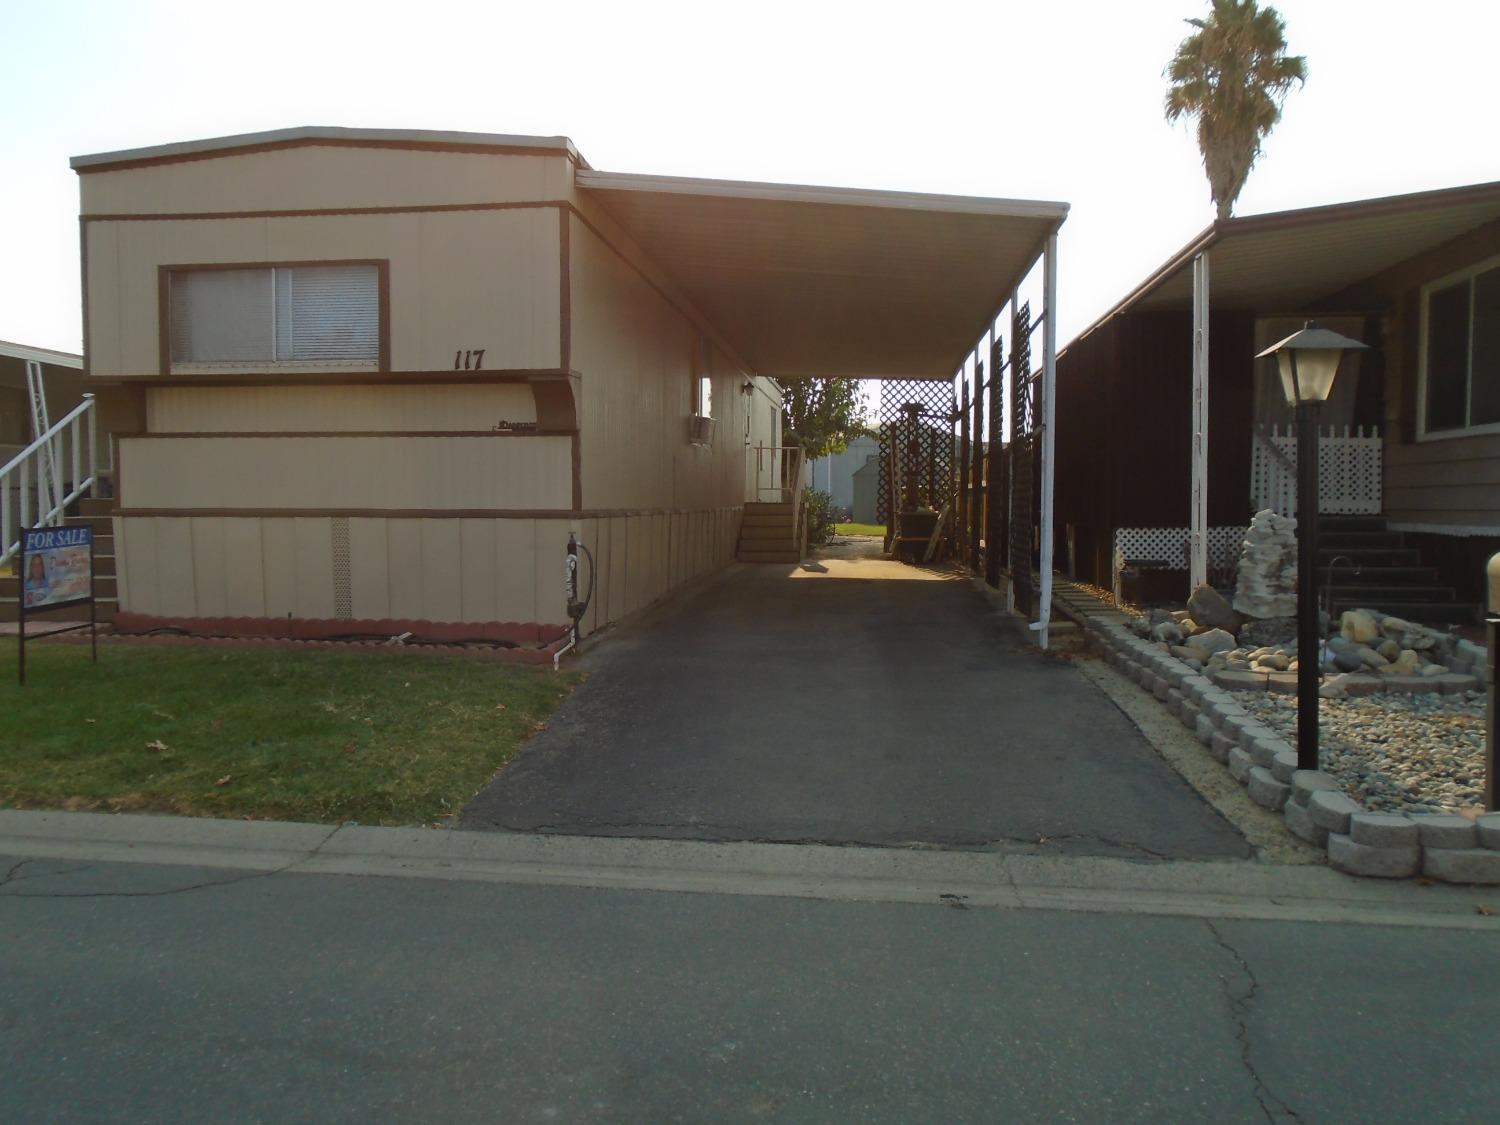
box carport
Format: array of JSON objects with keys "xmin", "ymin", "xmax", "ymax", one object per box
[{"xmin": 575, "ymin": 170, "xmax": 1068, "ymax": 645}]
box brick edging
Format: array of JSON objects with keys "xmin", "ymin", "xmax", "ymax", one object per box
[{"xmin": 1085, "ymin": 618, "xmax": 1500, "ymax": 883}]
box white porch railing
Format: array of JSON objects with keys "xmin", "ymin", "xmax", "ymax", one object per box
[
  {"xmin": 1, "ymin": 394, "xmax": 100, "ymax": 569},
  {"xmin": 1250, "ymin": 424, "xmax": 1381, "ymax": 517}
]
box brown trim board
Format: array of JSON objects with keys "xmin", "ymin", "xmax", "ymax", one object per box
[
  {"xmin": 89, "ymin": 369, "xmax": 578, "ymax": 389},
  {"xmin": 76, "ymin": 136, "xmax": 580, "ymax": 176},
  {"xmin": 115, "ymin": 505, "xmax": 745, "ymax": 520},
  {"xmin": 127, "ymin": 430, "xmax": 576, "ymax": 439},
  {"xmin": 83, "ymin": 199, "xmax": 569, "ymax": 223}
]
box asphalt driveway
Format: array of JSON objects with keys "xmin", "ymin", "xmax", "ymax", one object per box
[{"xmin": 463, "ymin": 545, "xmax": 1249, "ymax": 860}]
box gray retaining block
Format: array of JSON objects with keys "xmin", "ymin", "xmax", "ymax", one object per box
[
  {"xmin": 1247, "ymin": 767, "xmax": 1292, "ymax": 811},
  {"xmin": 1423, "ymin": 848, "xmax": 1500, "ymax": 885},
  {"xmin": 1478, "ymin": 814, "xmax": 1500, "ymax": 850},
  {"xmin": 1290, "ymin": 770, "xmax": 1344, "ymax": 807},
  {"xmin": 1416, "ymin": 815, "xmax": 1478, "ymax": 850},
  {"xmin": 1227, "ymin": 747, "xmax": 1254, "ymax": 783},
  {"xmin": 1283, "ymin": 799, "xmax": 1329, "ymax": 847},
  {"xmin": 1237, "ymin": 723, "xmax": 1277, "ymax": 752},
  {"xmin": 1209, "ymin": 731, "xmax": 1237, "ymax": 764},
  {"xmin": 1152, "ymin": 677, "xmax": 1171, "ymax": 701},
  {"xmin": 1180, "ymin": 699, "xmax": 1202, "ymax": 725},
  {"xmin": 1328, "ymin": 833, "xmax": 1420, "ymax": 878},
  {"xmin": 1249, "ymin": 737, "xmax": 1283, "ymax": 770},
  {"xmin": 1350, "ymin": 812, "xmax": 1419, "ymax": 849},
  {"xmin": 1271, "ymin": 751, "xmax": 1300, "ymax": 784},
  {"xmin": 1308, "ymin": 790, "xmax": 1359, "ymax": 835},
  {"xmin": 1194, "ymin": 714, "xmax": 1216, "ymax": 747}
]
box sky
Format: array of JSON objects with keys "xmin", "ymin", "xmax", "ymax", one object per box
[{"xmin": 3, "ymin": 0, "xmax": 1497, "ymax": 367}]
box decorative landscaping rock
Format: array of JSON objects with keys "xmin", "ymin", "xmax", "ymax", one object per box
[
  {"xmin": 1239, "ymin": 616, "xmax": 1297, "ymax": 648},
  {"xmin": 1184, "ymin": 628, "xmax": 1236, "ymax": 661},
  {"xmin": 1341, "ymin": 609, "xmax": 1380, "ymax": 645},
  {"xmin": 1187, "ymin": 583, "xmax": 1237, "ymax": 630},
  {"xmin": 1233, "ymin": 510, "xmax": 1298, "ymax": 618}
]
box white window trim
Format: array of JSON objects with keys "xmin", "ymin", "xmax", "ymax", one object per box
[{"xmin": 1416, "ymin": 251, "xmax": 1500, "ymax": 441}]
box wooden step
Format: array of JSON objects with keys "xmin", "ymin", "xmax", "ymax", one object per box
[
  {"xmin": 738, "ymin": 524, "xmax": 797, "ymax": 541},
  {"xmin": 79, "ymin": 497, "xmax": 117, "ymax": 517},
  {"xmin": 737, "ymin": 549, "xmax": 800, "ymax": 563},
  {"xmin": 744, "ymin": 502, "xmax": 793, "ymax": 515}
]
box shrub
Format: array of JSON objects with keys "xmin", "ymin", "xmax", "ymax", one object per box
[{"xmin": 803, "ymin": 488, "xmax": 837, "ymax": 547}]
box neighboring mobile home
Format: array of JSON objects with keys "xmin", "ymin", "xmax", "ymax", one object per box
[
  {"xmin": 73, "ymin": 127, "xmax": 1066, "ymax": 642},
  {"xmin": 1055, "ymin": 181, "xmax": 1500, "ymax": 621},
  {"xmin": 0, "ymin": 340, "xmax": 87, "ymax": 468}
]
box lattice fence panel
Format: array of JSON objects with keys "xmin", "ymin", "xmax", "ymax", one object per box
[
  {"xmin": 1111, "ymin": 526, "xmax": 1247, "ymax": 600},
  {"xmin": 1009, "ymin": 302, "xmax": 1035, "ymax": 614},
  {"xmin": 876, "ymin": 380, "xmax": 958, "ymax": 525},
  {"xmin": 1250, "ymin": 425, "xmax": 1382, "ymax": 517}
]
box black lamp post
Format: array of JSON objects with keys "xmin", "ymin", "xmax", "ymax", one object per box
[
  {"xmin": 1485, "ymin": 550, "xmax": 1498, "ymax": 811},
  {"xmin": 1255, "ymin": 322, "xmax": 1369, "ymax": 771}
]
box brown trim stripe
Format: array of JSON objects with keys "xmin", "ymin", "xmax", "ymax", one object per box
[
  {"xmin": 86, "ymin": 369, "xmax": 575, "ymax": 389},
  {"xmin": 125, "ymin": 430, "xmax": 575, "ymax": 439},
  {"xmin": 76, "ymin": 136, "xmax": 578, "ymax": 175},
  {"xmin": 115, "ymin": 506, "xmax": 744, "ymax": 520},
  {"xmin": 83, "ymin": 200, "xmax": 570, "ymax": 223}
]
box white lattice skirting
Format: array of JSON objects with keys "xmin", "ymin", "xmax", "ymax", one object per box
[
  {"xmin": 1250, "ymin": 425, "xmax": 1381, "ymax": 517},
  {"xmin": 1112, "ymin": 526, "xmax": 1246, "ymax": 600}
]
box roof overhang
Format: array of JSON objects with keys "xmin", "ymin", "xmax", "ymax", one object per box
[
  {"xmin": 70, "ymin": 126, "xmax": 584, "ymax": 173},
  {"xmin": 1077, "ymin": 180, "xmax": 1500, "ymax": 342},
  {"xmin": 0, "ymin": 339, "xmax": 83, "ymax": 369},
  {"xmin": 578, "ymin": 170, "xmax": 1068, "ymax": 380}
]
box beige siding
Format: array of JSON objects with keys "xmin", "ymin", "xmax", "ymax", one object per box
[
  {"xmin": 146, "ymin": 384, "xmax": 536, "ymax": 432},
  {"xmin": 119, "ymin": 435, "xmax": 571, "ymax": 510},
  {"xmin": 570, "ymin": 212, "xmax": 780, "ymax": 510},
  {"xmin": 80, "ymin": 147, "xmax": 572, "ymax": 216},
  {"xmin": 87, "ymin": 208, "xmax": 561, "ymax": 377},
  {"xmin": 113, "ymin": 513, "xmax": 658, "ymax": 627}
]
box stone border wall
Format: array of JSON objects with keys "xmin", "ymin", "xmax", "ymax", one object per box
[{"xmin": 1085, "ymin": 618, "xmax": 1500, "ymax": 883}]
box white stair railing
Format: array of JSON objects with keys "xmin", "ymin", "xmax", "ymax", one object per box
[
  {"xmin": 1, "ymin": 394, "xmax": 99, "ymax": 569},
  {"xmin": 1250, "ymin": 423, "xmax": 1382, "ymax": 517}
]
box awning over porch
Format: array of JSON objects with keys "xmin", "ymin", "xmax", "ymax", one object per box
[
  {"xmin": 1097, "ymin": 179, "xmax": 1500, "ymax": 318},
  {"xmin": 577, "ymin": 170, "xmax": 1067, "ymax": 381}
]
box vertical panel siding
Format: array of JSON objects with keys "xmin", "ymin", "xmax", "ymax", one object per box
[{"xmin": 146, "ymin": 384, "xmax": 537, "ymax": 432}]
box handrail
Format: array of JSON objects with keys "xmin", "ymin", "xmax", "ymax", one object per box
[{"xmin": 1, "ymin": 394, "xmax": 99, "ymax": 569}]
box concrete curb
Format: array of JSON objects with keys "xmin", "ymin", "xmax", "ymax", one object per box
[
  {"xmin": 1089, "ymin": 618, "xmax": 1500, "ymax": 884},
  {"xmin": 4, "ymin": 809, "xmax": 1500, "ymax": 929}
]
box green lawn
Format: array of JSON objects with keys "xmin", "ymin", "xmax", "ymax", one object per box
[
  {"xmin": 0, "ymin": 642, "xmax": 577, "ymax": 826},
  {"xmin": 834, "ymin": 522, "xmax": 886, "ymax": 537}
]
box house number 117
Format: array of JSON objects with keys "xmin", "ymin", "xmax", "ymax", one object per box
[{"xmin": 454, "ymin": 349, "xmax": 486, "ymax": 370}]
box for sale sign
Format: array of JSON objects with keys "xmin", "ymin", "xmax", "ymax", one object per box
[{"xmin": 21, "ymin": 526, "xmax": 93, "ymax": 609}]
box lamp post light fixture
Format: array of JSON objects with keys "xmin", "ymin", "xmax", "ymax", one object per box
[{"xmin": 1256, "ymin": 322, "xmax": 1370, "ymax": 771}]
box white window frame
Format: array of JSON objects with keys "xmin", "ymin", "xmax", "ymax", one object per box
[
  {"xmin": 165, "ymin": 261, "xmax": 385, "ymax": 375},
  {"xmin": 1417, "ymin": 251, "xmax": 1500, "ymax": 441}
]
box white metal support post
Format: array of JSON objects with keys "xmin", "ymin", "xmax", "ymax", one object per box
[
  {"xmin": 1190, "ymin": 252, "xmax": 1210, "ymax": 590},
  {"xmin": 1030, "ymin": 233, "xmax": 1059, "ymax": 649}
]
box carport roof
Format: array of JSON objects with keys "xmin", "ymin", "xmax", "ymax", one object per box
[
  {"xmin": 71, "ymin": 126, "xmax": 1068, "ymax": 382},
  {"xmin": 577, "ymin": 170, "xmax": 1067, "ymax": 381},
  {"xmin": 1077, "ymin": 180, "xmax": 1500, "ymax": 340}
]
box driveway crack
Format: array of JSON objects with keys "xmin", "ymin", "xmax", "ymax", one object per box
[
  {"xmin": 1204, "ymin": 919, "xmax": 1300, "ymax": 1122},
  {"xmin": 0, "ymin": 824, "xmax": 346, "ymax": 900}
]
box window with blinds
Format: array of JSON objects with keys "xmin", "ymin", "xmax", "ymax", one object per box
[{"xmin": 169, "ymin": 265, "xmax": 380, "ymax": 367}]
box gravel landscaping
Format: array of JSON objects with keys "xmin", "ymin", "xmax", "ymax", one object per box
[{"xmin": 1237, "ymin": 689, "xmax": 1488, "ymax": 816}]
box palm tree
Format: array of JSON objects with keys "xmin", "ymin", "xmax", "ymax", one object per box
[{"xmin": 1164, "ymin": 0, "xmax": 1307, "ymax": 220}]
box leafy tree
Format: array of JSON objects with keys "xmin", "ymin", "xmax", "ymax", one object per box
[
  {"xmin": 780, "ymin": 377, "xmax": 869, "ymax": 459},
  {"xmin": 1164, "ymin": 0, "xmax": 1306, "ymax": 220}
]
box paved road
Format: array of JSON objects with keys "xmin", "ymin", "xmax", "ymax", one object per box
[
  {"xmin": 4, "ymin": 842, "xmax": 1498, "ymax": 1123},
  {"xmin": 465, "ymin": 552, "xmax": 1248, "ymax": 859}
]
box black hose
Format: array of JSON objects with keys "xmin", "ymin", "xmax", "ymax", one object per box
[{"xmin": 572, "ymin": 541, "xmax": 597, "ymax": 633}]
